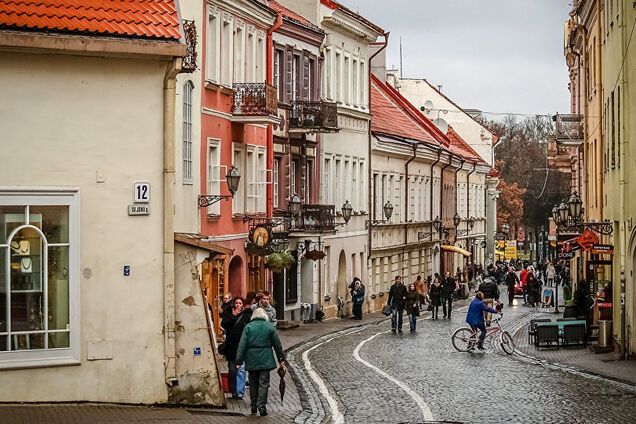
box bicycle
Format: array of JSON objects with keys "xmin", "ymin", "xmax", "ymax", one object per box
[{"xmin": 451, "ymin": 314, "xmax": 515, "ymax": 355}]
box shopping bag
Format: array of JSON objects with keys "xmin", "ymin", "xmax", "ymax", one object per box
[{"xmin": 381, "ymin": 304, "xmax": 392, "ymax": 316}]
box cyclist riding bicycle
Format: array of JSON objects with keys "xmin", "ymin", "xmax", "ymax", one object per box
[{"xmin": 466, "ymin": 291, "xmax": 502, "ymax": 350}]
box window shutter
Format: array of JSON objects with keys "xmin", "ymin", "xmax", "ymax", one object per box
[
  {"xmin": 285, "ymin": 48, "xmax": 293, "ymax": 104},
  {"xmin": 303, "ymin": 53, "xmax": 310, "ymax": 101},
  {"xmin": 317, "ymin": 57, "xmax": 323, "ymax": 99}
]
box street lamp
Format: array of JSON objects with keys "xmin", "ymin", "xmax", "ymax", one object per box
[
  {"xmin": 433, "ymin": 216, "xmax": 442, "ymax": 233},
  {"xmin": 198, "ymin": 166, "xmax": 242, "ymax": 207},
  {"xmin": 341, "ymin": 200, "xmax": 353, "ymax": 224},
  {"xmin": 502, "ymin": 223, "xmax": 510, "ymax": 235},
  {"xmin": 453, "ymin": 212, "xmax": 461, "ymax": 229},
  {"xmin": 468, "ymin": 217, "xmax": 475, "ymax": 230},
  {"xmin": 558, "ymin": 202, "xmax": 569, "ymax": 224},
  {"xmin": 383, "ymin": 201, "xmax": 394, "ymax": 221},
  {"xmin": 288, "ymin": 193, "xmax": 302, "ymax": 216},
  {"xmin": 568, "ymin": 192, "xmax": 583, "ymax": 220},
  {"xmin": 366, "ymin": 200, "xmax": 393, "ymax": 228}
]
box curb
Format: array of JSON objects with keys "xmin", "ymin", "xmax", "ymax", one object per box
[{"xmin": 508, "ymin": 314, "xmax": 636, "ymax": 391}]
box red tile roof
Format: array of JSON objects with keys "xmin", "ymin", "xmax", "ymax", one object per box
[
  {"xmin": 269, "ymin": 0, "xmax": 320, "ymax": 31},
  {"xmin": 371, "ymin": 76, "xmax": 441, "ymax": 146},
  {"xmin": 0, "ymin": 0, "xmax": 182, "ymax": 41},
  {"xmin": 446, "ymin": 126, "xmax": 488, "ymax": 165}
]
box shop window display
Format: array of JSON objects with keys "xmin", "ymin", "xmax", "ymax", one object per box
[{"xmin": 0, "ymin": 204, "xmax": 70, "ymax": 352}]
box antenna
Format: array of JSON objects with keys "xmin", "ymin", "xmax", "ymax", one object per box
[
  {"xmin": 421, "ymin": 100, "xmax": 434, "ymax": 114},
  {"xmin": 399, "ymin": 38, "xmax": 403, "ymax": 78},
  {"xmin": 433, "ymin": 118, "xmax": 449, "ymax": 134},
  {"xmin": 437, "ymin": 84, "xmax": 443, "ymax": 92}
]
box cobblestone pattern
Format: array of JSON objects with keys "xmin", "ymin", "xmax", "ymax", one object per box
[{"xmin": 290, "ymin": 298, "xmax": 636, "ymax": 423}]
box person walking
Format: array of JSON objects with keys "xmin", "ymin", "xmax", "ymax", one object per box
[
  {"xmin": 387, "ymin": 275, "xmax": 407, "ymax": 333},
  {"xmin": 251, "ymin": 291, "xmax": 277, "ymax": 327},
  {"xmin": 414, "ymin": 275, "xmax": 426, "ymax": 309},
  {"xmin": 442, "ymin": 271, "xmax": 457, "ymax": 319},
  {"xmin": 429, "ymin": 276, "xmax": 442, "ymax": 320},
  {"xmin": 477, "ymin": 273, "xmax": 500, "ymax": 325},
  {"xmin": 405, "ymin": 283, "xmax": 420, "ymax": 332},
  {"xmin": 235, "ymin": 308, "xmax": 286, "ymax": 417},
  {"xmin": 221, "ymin": 297, "xmax": 253, "ymax": 399},
  {"xmin": 526, "ymin": 270, "xmax": 541, "ymax": 307},
  {"xmin": 350, "ymin": 277, "xmax": 365, "ymax": 320},
  {"xmin": 546, "ymin": 262, "xmax": 556, "ymax": 287},
  {"xmin": 505, "ymin": 267, "xmax": 519, "ymax": 306},
  {"xmin": 466, "ymin": 291, "xmax": 501, "ymax": 350},
  {"xmin": 220, "ymin": 292, "xmax": 233, "ymax": 320}
]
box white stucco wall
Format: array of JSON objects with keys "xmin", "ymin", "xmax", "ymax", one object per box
[
  {"xmin": 388, "ymin": 77, "xmax": 494, "ymax": 167},
  {"xmin": 174, "ymin": 1, "xmax": 204, "ymax": 235},
  {"xmin": 0, "ymin": 51, "xmax": 169, "ymax": 403}
]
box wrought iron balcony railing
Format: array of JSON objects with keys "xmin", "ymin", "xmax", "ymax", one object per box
[
  {"xmin": 289, "ymin": 100, "xmax": 338, "ymax": 132},
  {"xmin": 554, "ymin": 113, "xmax": 583, "ymax": 144},
  {"xmin": 181, "ymin": 19, "xmax": 197, "ymax": 73},
  {"xmin": 232, "ymin": 83, "xmax": 278, "ymax": 117},
  {"xmin": 292, "ymin": 204, "xmax": 336, "ymax": 232}
]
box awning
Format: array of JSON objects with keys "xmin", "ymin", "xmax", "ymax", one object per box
[
  {"xmin": 175, "ymin": 233, "xmax": 234, "ymax": 256},
  {"xmin": 441, "ymin": 245, "xmax": 472, "ymax": 257}
]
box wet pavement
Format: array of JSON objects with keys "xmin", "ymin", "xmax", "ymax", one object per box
[{"xmin": 288, "ymin": 299, "xmax": 636, "ymax": 423}]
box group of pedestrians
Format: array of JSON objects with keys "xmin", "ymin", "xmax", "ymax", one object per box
[{"xmin": 219, "ymin": 290, "xmax": 285, "ymax": 417}]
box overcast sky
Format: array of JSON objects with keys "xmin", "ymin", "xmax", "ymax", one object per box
[{"xmin": 338, "ymin": 0, "xmax": 572, "ymax": 117}]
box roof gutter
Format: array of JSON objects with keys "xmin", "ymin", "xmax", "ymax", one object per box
[{"xmin": 367, "ymin": 31, "xmax": 389, "ymax": 261}]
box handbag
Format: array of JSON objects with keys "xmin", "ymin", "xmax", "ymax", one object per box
[
  {"xmin": 381, "ymin": 304, "xmax": 392, "ymax": 316},
  {"xmin": 217, "ymin": 342, "xmax": 227, "ymax": 355},
  {"xmin": 427, "ymin": 304, "xmax": 434, "ymax": 312}
]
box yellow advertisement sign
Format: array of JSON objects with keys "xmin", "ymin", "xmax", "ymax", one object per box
[
  {"xmin": 504, "ymin": 240, "xmax": 517, "ymax": 260},
  {"xmin": 495, "ymin": 240, "xmax": 505, "ymax": 261}
]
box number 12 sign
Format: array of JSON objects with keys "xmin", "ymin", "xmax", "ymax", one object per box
[{"xmin": 133, "ymin": 182, "xmax": 151, "ymax": 203}]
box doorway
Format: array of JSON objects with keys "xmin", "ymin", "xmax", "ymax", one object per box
[
  {"xmin": 336, "ymin": 250, "xmax": 347, "ymax": 315},
  {"xmin": 228, "ymin": 255, "xmax": 243, "ymax": 298}
]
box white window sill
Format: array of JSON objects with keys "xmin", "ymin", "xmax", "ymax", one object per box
[{"xmin": 0, "ymin": 352, "xmax": 80, "ymax": 370}]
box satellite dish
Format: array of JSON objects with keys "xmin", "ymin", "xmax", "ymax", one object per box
[
  {"xmin": 420, "ymin": 99, "xmax": 434, "ymax": 114},
  {"xmin": 433, "ymin": 118, "xmax": 448, "ymax": 134}
]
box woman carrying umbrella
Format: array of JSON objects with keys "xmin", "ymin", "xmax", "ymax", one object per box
[{"xmin": 236, "ymin": 307, "xmax": 286, "ymax": 416}]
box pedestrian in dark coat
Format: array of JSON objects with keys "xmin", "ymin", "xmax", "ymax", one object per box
[
  {"xmin": 441, "ymin": 271, "xmax": 457, "ymax": 319},
  {"xmin": 429, "ymin": 277, "xmax": 442, "ymax": 320},
  {"xmin": 387, "ymin": 275, "xmax": 407, "ymax": 333},
  {"xmin": 526, "ymin": 272, "xmax": 541, "ymax": 307},
  {"xmin": 236, "ymin": 308, "xmax": 286, "ymax": 417},
  {"xmin": 405, "ymin": 283, "xmax": 420, "ymax": 332},
  {"xmin": 350, "ymin": 277, "xmax": 365, "ymax": 320},
  {"xmin": 221, "ymin": 297, "xmax": 253, "ymax": 399},
  {"xmin": 505, "ymin": 267, "xmax": 519, "ymax": 306},
  {"xmin": 478, "ymin": 274, "xmax": 500, "ymax": 325}
]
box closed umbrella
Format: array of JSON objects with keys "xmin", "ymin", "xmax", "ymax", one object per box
[{"xmin": 277, "ymin": 364, "xmax": 287, "ymax": 401}]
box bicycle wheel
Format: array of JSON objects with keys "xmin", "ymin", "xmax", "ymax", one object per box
[
  {"xmin": 452, "ymin": 327, "xmax": 474, "ymax": 352},
  {"xmin": 500, "ymin": 331, "xmax": 515, "ymax": 355}
]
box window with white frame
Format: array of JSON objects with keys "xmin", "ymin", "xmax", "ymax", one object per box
[
  {"xmin": 351, "ymin": 160, "xmax": 358, "ymax": 210},
  {"xmin": 246, "ymin": 147, "xmax": 257, "ymax": 214},
  {"xmin": 206, "ymin": 12, "xmax": 220, "ymax": 83},
  {"xmin": 182, "ymin": 81, "xmax": 194, "ymax": 184},
  {"xmin": 273, "ymin": 158, "xmax": 279, "ymax": 209},
  {"xmin": 0, "ymin": 191, "xmax": 80, "ymax": 369},
  {"xmin": 274, "ymin": 49, "xmax": 284, "ymax": 101},
  {"xmin": 323, "ymin": 156, "xmax": 332, "ymax": 204},
  {"xmin": 335, "ymin": 52, "xmax": 341, "ymax": 102},
  {"xmin": 324, "ymin": 47, "xmax": 332, "ymax": 100},
  {"xmin": 344, "ymin": 55, "xmax": 350, "ymax": 105},
  {"xmin": 207, "ymin": 139, "xmax": 221, "ymax": 215},
  {"xmin": 221, "ymin": 19, "xmax": 233, "ymax": 86},
  {"xmin": 359, "ymin": 160, "xmax": 366, "ymax": 213},
  {"xmin": 257, "ymin": 148, "xmax": 266, "ymax": 213},
  {"xmin": 291, "ymin": 54, "xmax": 300, "ymax": 101},
  {"xmin": 334, "ymin": 158, "xmax": 341, "ymax": 206},
  {"xmin": 246, "ymin": 31, "xmax": 255, "ymax": 82},
  {"xmin": 232, "ymin": 145, "xmax": 245, "ymax": 214},
  {"xmin": 352, "ymin": 58, "xmax": 358, "ymax": 106},
  {"xmin": 308, "ymin": 58, "xmax": 315, "ymax": 101},
  {"xmin": 257, "ymin": 34, "xmax": 265, "ymax": 82},
  {"xmin": 234, "ymin": 25, "xmax": 245, "ymax": 83},
  {"xmin": 360, "ymin": 61, "xmax": 366, "ymax": 108},
  {"xmin": 290, "ymin": 160, "xmax": 297, "ymax": 198}
]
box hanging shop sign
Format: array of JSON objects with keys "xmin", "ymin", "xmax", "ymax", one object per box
[
  {"xmin": 591, "ymin": 244, "xmax": 614, "ymax": 255},
  {"xmin": 577, "ymin": 228, "xmax": 599, "ymax": 252}
]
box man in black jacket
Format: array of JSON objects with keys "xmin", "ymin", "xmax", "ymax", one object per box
[
  {"xmin": 478, "ymin": 274, "xmax": 500, "ymax": 325},
  {"xmin": 505, "ymin": 267, "xmax": 520, "ymax": 306},
  {"xmin": 441, "ymin": 271, "xmax": 456, "ymax": 319},
  {"xmin": 387, "ymin": 275, "xmax": 407, "ymax": 333}
]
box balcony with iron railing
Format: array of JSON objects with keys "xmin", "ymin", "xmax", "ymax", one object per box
[
  {"xmin": 553, "ymin": 113, "xmax": 583, "ymax": 145},
  {"xmin": 232, "ymin": 83, "xmax": 279, "ymax": 124},
  {"xmin": 289, "ymin": 100, "xmax": 339, "ymax": 133},
  {"xmin": 290, "ymin": 204, "xmax": 336, "ymax": 233}
]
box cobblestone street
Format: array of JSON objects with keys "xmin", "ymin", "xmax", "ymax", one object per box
[{"xmin": 288, "ymin": 300, "xmax": 636, "ymax": 424}]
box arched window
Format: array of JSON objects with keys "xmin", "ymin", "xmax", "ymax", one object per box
[
  {"xmin": 0, "ymin": 192, "xmax": 79, "ymax": 368},
  {"xmin": 183, "ymin": 81, "xmax": 194, "ymax": 184}
]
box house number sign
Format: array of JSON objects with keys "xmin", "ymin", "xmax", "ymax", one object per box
[{"xmin": 129, "ymin": 181, "xmax": 151, "ymax": 216}]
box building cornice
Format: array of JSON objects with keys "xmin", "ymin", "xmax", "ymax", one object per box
[
  {"xmin": 209, "ymin": 0, "xmax": 277, "ymax": 29},
  {"xmin": 0, "ymin": 29, "xmax": 186, "ymax": 59}
]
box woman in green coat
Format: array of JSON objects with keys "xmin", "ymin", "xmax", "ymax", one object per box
[{"xmin": 236, "ymin": 307, "xmax": 286, "ymax": 416}]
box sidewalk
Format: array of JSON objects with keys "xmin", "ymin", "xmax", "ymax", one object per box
[
  {"xmin": 512, "ymin": 310, "xmax": 636, "ymax": 386},
  {"xmin": 0, "ymin": 312, "xmax": 389, "ymax": 424}
]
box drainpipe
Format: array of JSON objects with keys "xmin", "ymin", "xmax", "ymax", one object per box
[
  {"xmin": 402, "ymin": 143, "xmax": 419, "ymax": 276},
  {"xmin": 404, "ymin": 142, "xmax": 419, "ymax": 244},
  {"xmin": 430, "ymin": 149, "xmax": 442, "ymax": 223},
  {"xmin": 266, "ymin": 14, "xmax": 283, "ymax": 219},
  {"xmin": 163, "ymin": 56, "xmax": 182, "ymax": 387},
  {"xmin": 367, "ymin": 32, "xmax": 390, "ymax": 262}
]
